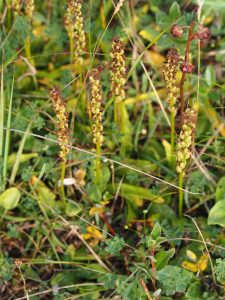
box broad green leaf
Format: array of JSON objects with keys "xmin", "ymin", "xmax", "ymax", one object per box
[
  {"xmin": 205, "ymin": 65, "xmax": 216, "ymax": 88},
  {"xmin": 186, "ymin": 282, "xmax": 203, "ymax": 299},
  {"xmin": 208, "ymin": 199, "xmax": 225, "ymax": 227},
  {"xmin": 216, "ymin": 177, "xmax": 225, "ymax": 202},
  {"xmin": 66, "ymin": 201, "xmax": 82, "ymax": 217},
  {"xmin": 125, "ymin": 195, "xmax": 139, "ymax": 225},
  {"xmin": 160, "ymin": 298, "xmax": 173, "ymax": 300},
  {"xmin": 30, "ymin": 176, "xmax": 60, "ymax": 216},
  {"xmin": 154, "ymin": 249, "xmax": 175, "ymax": 271},
  {"xmin": 115, "ymin": 158, "xmax": 157, "ymax": 176},
  {"xmin": 150, "ymin": 222, "xmax": 161, "ymax": 240},
  {"xmin": 208, "ymin": 91, "xmax": 220, "ymax": 103},
  {"xmin": 149, "ymin": 203, "xmax": 176, "ymax": 219},
  {"xmin": 87, "ymin": 184, "xmax": 102, "ymax": 203},
  {"xmin": 7, "ymin": 153, "xmax": 38, "ymax": 169},
  {"xmin": 169, "ymin": 2, "xmax": 180, "ymax": 21},
  {"xmin": 156, "ymin": 11, "xmax": 170, "ymax": 30},
  {"xmin": 0, "ymin": 187, "xmax": 21, "ymax": 210},
  {"xmin": 156, "ymin": 237, "xmax": 167, "ymax": 246},
  {"xmin": 162, "ymin": 139, "xmax": 173, "ymax": 167},
  {"xmin": 139, "ymin": 26, "xmax": 159, "ymax": 42},
  {"xmin": 108, "ymin": 183, "xmax": 165, "ymax": 203}
]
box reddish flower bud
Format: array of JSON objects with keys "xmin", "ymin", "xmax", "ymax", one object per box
[
  {"xmin": 170, "ymin": 25, "xmax": 184, "ymax": 38},
  {"xmin": 179, "ymin": 62, "xmax": 194, "ymax": 74},
  {"xmin": 193, "ymin": 26, "xmax": 211, "ymax": 40}
]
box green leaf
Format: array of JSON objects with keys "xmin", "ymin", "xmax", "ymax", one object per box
[
  {"xmin": 208, "ymin": 199, "xmax": 225, "ymax": 227},
  {"xmin": 107, "ymin": 183, "xmax": 165, "ymax": 203},
  {"xmin": 0, "ymin": 187, "xmax": 21, "ymax": 210},
  {"xmin": 205, "ymin": 65, "xmax": 216, "ymax": 88},
  {"xmin": 186, "ymin": 282, "xmax": 203, "ymax": 299},
  {"xmin": 208, "ymin": 91, "xmax": 220, "ymax": 103},
  {"xmin": 169, "ymin": 2, "xmax": 180, "ymax": 21},
  {"xmin": 139, "ymin": 26, "xmax": 160, "ymax": 42},
  {"xmin": 155, "ymin": 237, "xmax": 167, "ymax": 246},
  {"xmin": 150, "ymin": 222, "xmax": 161, "ymax": 240},
  {"xmin": 7, "ymin": 153, "xmax": 38, "ymax": 169},
  {"xmin": 216, "ymin": 177, "xmax": 225, "ymax": 202},
  {"xmin": 87, "ymin": 184, "xmax": 102, "ymax": 203},
  {"xmin": 154, "ymin": 249, "xmax": 175, "ymax": 271},
  {"xmin": 66, "ymin": 201, "xmax": 82, "ymax": 217},
  {"xmin": 135, "ymin": 263, "xmax": 154, "ymax": 281}
]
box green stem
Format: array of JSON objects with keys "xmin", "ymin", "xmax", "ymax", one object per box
[
  {"xmin": 171, "ymin": 113, "xmax": 175, "ymax": 169},
  {"xmin": 96, "ymin": 139, "xmax": 101, "ymax": 183},
  {"xmin": 179, "ymin": 171, "xmax": 184, "ymax": 218},
  {"xmin": 69, "ymin": 35, "xmax": 74, "ymax": 70},
  {"xmin": 61, "ymin": 150, "xmax": 66, "ymax": 206},
  {"xmin": 24, "ymin": 36, "xmax": 31, "ymax": 59},
  {"xmin": 114, "ymin": 101, "xmax": 117, "ymax": 123},
  {"xmin": 119, "ymin": 101, "xmax": 126, "ymax": 153},
  {"xmin": 78, "ymin": 61, "xmax": 86, "ymax": 110}
]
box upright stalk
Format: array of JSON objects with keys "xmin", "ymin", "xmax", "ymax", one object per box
[
  {"xmin": 61, "ymin": 151, "xmax": 66, "ymax": 206},
  {"xmin": 96, "ymin": 139, "xmax": 101, "ymax": 183},
  {"xmin": 69, "ymin": 35, "xmax": 74, "ymax": 72},
  {"xmin": 180, "ymin": 18, "xmax": 195, "ymax": 129},
  {"xmin": 100, "ymin": 0, "xmax": 106, "ymax": 29},
  {"xmin": 119, "ymin": 101, "xmax": 126, "ymax": 153},
  {"xmin": 179, "ymin": 171, "xmax": 184, "ymax": 218},
  {"xmin": 171, "ymin": 113, "xmax": 175, "ymax": 167},
  {"xmin": 114, "ymin": 101, "xmax": 117, "ymax": 123}
]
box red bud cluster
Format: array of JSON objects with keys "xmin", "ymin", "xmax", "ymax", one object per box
[
  {"xmin": 170, "ymin": 25, "xmax": 184, "ymax": 38},
  {"xmin": 192, "ymin": 26, "xmax": 211, "ymax": 40},
  {"xmin": 179, "ymin": 62, "xmax": 194, "ymax": 74}
]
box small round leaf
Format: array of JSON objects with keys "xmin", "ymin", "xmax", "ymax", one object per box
[{"xmin": 0, "ymin": 187, "xmax": 21, "ymax": 210}]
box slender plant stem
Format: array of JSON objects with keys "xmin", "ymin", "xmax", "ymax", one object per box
[
  {"xmin": 119, "ymin": 101, "xmax": 126, "ymax": 153},
  {"xmin": 100, "ymin": 0, "xmax": 106, "ymax": 29},
  {"xmin": 0, "ymin": 69, "xmax": 4, "ymax": 158},
  {"xmin": 180, "ymin": 18, "xmax": 195, "ymax": 129},
  {"xmin": 96, "ymin": 139, "xmax": 101, "ymax": 183},
  {"xmin": 69, "ymin": 35, "xmax": 74, "ymax": 70},
  {"xmin": 114, "ymin": 101, "xmax": 117, "ymax": 123},
  {"xmin": 24, "ymin": 36, "xmax": 31, "ymax": 60},
  {"xmin": 61, "ymin": 150, "xmax": 66, "ymax": 206},
  {"xmin": 179, "ymin": 171, "xmax": 184, "ymax": 218},
  {"xmin": 3, "ymin": 77, "xmax": 14, "ymax": 192},
  {"xmin": 171, "ymin": 113, "xmax": 175, "ymax": 168}
]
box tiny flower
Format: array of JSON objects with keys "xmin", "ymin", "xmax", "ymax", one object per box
[{"xmin": 170, "ymin": 24, "xmax": 184, "ymax": 38}]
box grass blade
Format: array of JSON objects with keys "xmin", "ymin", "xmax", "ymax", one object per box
[
  {"xmin": 3, "ymin": 73, "xmax": 15, "ymax": 191},
  {"xmin": 0, "ymin": 67, "xmax": 4, "ymax": 158}
]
